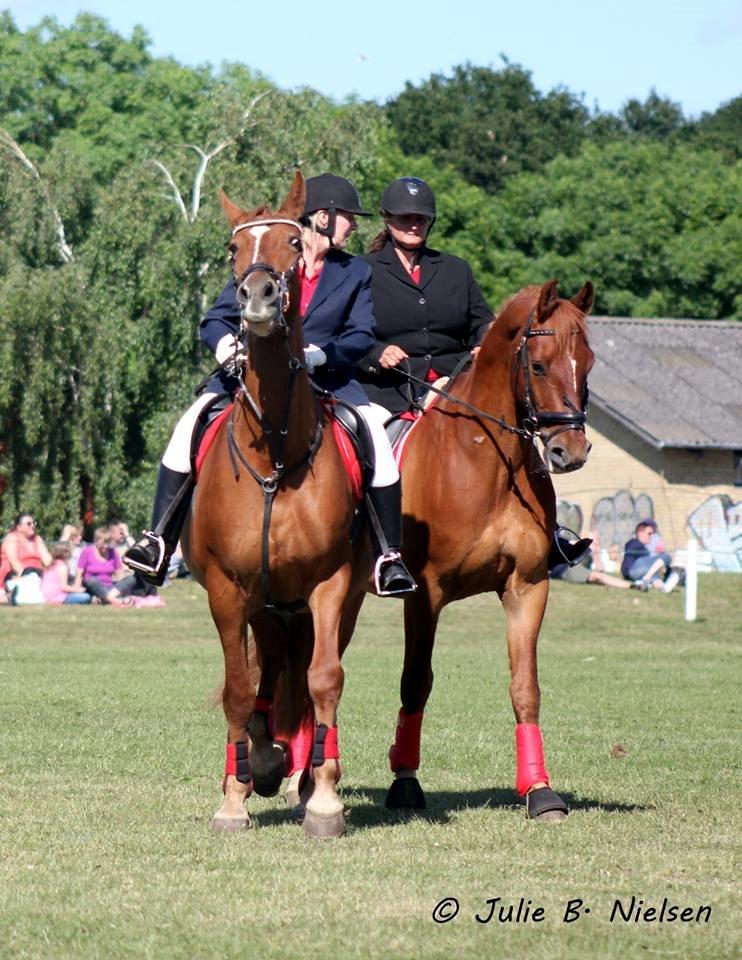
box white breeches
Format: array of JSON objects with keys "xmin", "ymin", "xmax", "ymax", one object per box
[
  {"xmin": 358, "ymin": 402, "xmax": 398, "ymax": 487},
  {"xmin": 161, "ymin": 395, "xmax": 399, "ymax": 487},
  {"xmin": 161, "ymin": 392, "xmax": 219, "ymax": 472}
]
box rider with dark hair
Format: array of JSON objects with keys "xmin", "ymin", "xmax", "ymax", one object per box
[
  {"xmin": 356, "ymin": 176, "xmax": 493, "ymax": 415},
  {"xmin": 125, "ymin": 173, "xmax": 416, "ymax": 597},
  {"xmin": 357, "ymin": 175, "xmax": 591, "ymax": 567}
]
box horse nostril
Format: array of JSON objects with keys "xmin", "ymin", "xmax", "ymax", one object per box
[{"xmin": 263, "ymin": 281, "xmax": 276, "ymax": 299}]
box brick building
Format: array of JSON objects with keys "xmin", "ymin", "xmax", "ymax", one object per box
[{"xmin": 552, "ymin": 317, "xmax": 742, "ymax": 571}]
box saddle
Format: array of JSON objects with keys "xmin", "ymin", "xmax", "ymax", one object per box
[{"xmin": 191, "ymin": 395, "xmax": 375, "ymax": 502}]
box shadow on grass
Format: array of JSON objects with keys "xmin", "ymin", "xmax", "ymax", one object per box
[{"xmin": 251, "ymin": 786, "xmax": 650, "ymax": 831}]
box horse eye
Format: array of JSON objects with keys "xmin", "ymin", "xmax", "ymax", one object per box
[
  {"xmin": 289, "ymin": 237, "xmax": 303, "ymax": 251},
  {"xmin": 532, "ymin": 361, "xmax": 547, "ymax": 376},
  {"xmin": 227, "ymin": 243, "xmax": 237, "ymax": 257}
]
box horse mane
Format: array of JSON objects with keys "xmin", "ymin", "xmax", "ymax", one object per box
[{"xmin": 496, "ymin": 284, "xmax": 590, "ymax": 351}]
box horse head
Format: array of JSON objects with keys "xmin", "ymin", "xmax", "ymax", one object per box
[
  {"xmin": 518, "ymin": 279, "xmax": 595, "ymax": 473},
  {"xmin": 220, "ymin": 171, "xmax": 306, "ymax": 337},
  {"xmin": 488, "ymin": 280, "xmax": 594, "ymax": 473}
]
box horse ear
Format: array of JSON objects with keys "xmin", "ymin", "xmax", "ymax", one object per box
[
  {"xmin": 277, "ymin": 170, "xmax": 306, "ymax": 221},
  {"xmin": 220, "ymin": 190, "xmax": 246, "ymax": 228},
  {"xmin": 536, "ymin": 279, "xmax": 560, "ymax": 322},
  {"xmin": 571, "ymin": 281, "xmax": 595, "ymax": 316}
]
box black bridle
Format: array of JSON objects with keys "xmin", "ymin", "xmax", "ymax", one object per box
[
  {"xmin": 397, "ymin": 308, "xmax": 588, "ymax": 443},
  {"xmin": 224, "ymin": 217, "xmax": 323, "ymax": 610},
  {"xmin": 515, "ymin": 308, "xmax": 588, "ymax": 442}
]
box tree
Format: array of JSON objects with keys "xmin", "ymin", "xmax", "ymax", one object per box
[
  {"xmin": 690, "ymin": 95, "xmax": 742, "ymax": 161},
  {"xmin": 492, "ymin": 141, "xmax": 741, "ymax": 318},
  {"xmin": 385, "ymin": 61, "xmax": 591, "ymax": 193}
]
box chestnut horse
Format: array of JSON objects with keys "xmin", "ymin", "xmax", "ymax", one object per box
[
  {"xmin": 381, "ymin": 280, "xmax": 595, "ymax": 820},
  {"xmin": 182, "ymin": 172, "xmax": 367, "ymax": 839}
]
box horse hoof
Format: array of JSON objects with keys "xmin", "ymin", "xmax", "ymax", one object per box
[
  {"xmin": 385, "ymin": 777, "xmax": 426, "ymax": 810},
  {"xmin": 251, "ymin": 747, "xmax": 286, "ymax": 798},
  {"xmin": 302, "ymin": 808, "xmax": 345, "ymax": 839},
  {"xmin": 211, "ymin": 813, "xmax": 251, "ymax": 833},
  {"xmin": 526, "ymin": 787, "xmax": 568, "ymax": 821}
]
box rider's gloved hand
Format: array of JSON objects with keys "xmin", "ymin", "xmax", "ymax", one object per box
[
  {"xmin": 304, "ymin": 344, "xmax": 327, "ymax": 373},
  {"xmin": 215, "ymin": 333, "xmax": 246, "ymax": 374}
]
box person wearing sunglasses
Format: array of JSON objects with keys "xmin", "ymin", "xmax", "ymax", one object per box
[{"xmin": 0, "ymin": 513, "xmax": 52, "ymax": 587}]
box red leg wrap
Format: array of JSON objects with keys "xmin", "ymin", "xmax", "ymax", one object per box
[
  {"xmin": 284, "ymin": 710, "xmax": 315, "ymax": 776},
  {"xmin": 389, "ymin": 709, "xmax": 424, "ymax": 772},
  {"xmin": 224, "ymin": 740, "xmax": 252, "ymax": 784},
  {"xmin": 515, "ymin": 723, "xmax": 550, "ymax": 795},
  {"xmin": 311, "ymin": 724, "xmax": 339, "ymax": 766}
]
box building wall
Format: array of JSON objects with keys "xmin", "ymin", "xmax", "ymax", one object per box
[{"xmin": 552, "ymin": 408, "xmax": 740, "ymax": 565}]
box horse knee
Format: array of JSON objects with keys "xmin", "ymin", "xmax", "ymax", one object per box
[{"xmin": 307, "ymin": 662, "xmax": 344, "ymax": 707}]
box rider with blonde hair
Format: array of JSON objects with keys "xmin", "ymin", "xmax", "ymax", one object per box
[{"xmin": 125, "ymin": 174, "xmax": 416, "ymax": 597}]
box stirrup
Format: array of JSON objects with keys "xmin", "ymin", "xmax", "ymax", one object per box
[
  {"xmin": 374, "ymin": 552, "xmax": 417, "ymax": 597},
  {"xmin": 549, "ymin": 527, "xmax": 592, "ymax": 569},
  {"xmin": 124, "ymin": 531, "xmax": 167, "ymax": 580}
]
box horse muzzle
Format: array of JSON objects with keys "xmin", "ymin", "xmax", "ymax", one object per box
[
  {"xmin": 237, "ymin": 272, "xmax": 281, "ymax": 336},
  {"xmin": 542, "ymin": 428, "xmax": 592, "ymax": 473}
]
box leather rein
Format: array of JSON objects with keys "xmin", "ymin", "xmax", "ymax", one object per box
[
  {"xmin": 405, "ymin": 307, "xmax": 588, "ymax": 443},
  {"xmin": 224, "ymin": 217, "xmax": 323, "ymax": 610}
]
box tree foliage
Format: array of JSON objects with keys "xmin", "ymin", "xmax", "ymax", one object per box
[
  {"xmin": 385, "ymin": 61, "xmax": 590, "ymax": 193},
  {"xmin": 492, "ymin": 141, "xmax": 741, "ymax": 318},
  {"xmin": 0, "ymin": 14, "xmax": 738, "ymax": 535}
]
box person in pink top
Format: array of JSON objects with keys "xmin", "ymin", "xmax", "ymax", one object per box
[
  {"xmin": 41, "ymin": 543, "xmax": 91, "ymax": 605},
  {"xmin": 74, "ymin": 527, "xmax": 135, "ymax": 606}
]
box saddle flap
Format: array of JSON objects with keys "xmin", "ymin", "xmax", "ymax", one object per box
[{"xmin": 323, "ymin": 399, "xmax": 375, "ymax": 502}]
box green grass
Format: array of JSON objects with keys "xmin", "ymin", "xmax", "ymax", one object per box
[{"xmin": 1, "ymin": 575, "xmax": 739, "ymax": 959}]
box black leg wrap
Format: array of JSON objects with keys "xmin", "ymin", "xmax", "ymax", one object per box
[
  {"xmin": 311, "ymin": 724, "xmax": 329, "ymax": 768},
  {"xmin": 385, "ymin": 777, "xmax": 426, "ymax": 810},
  {"xmin": 526, "ymin": 786, "xmax": 568, "ymax": 820},
  {"xmin": 233, "ymin": 741, "xmax": 252, "ymax": 785}
]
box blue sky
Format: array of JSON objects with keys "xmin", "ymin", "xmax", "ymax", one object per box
[{"xmin": 4, "ymin": 0, "xmax": 741, "ymax": 116}]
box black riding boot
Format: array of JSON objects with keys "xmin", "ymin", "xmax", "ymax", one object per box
[
  {"xmin": 548, "ymin": 527, "xmax": 593, "ymax": 571},
  {"xmin": 124, "ymin": 465, "xmax": 194, "ymax": 586},
  {"xmin": 367, "ymin": 481, "xmax": 417, "ymax": 597}
]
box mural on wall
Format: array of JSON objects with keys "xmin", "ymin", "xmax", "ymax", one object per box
[
  {"xmin": 556, "ymin": 500, "xmax": 583, "ymax": 536},
  {"xmin": 590, "ymin": 490, "xmax": 655, "ymax": 554},
  {"xmin": 688, "ymin": 495, "xmax": 742, "ymax": 573}
]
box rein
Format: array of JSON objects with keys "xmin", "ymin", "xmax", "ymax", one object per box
[
  {"xmin": 227, "ymin": 351, "xmax": 323, "ymax": 611},
  {"xmin": 402, "ymin": 309, "xmax": 587, "ymax": 443},
  {"xmin": 225, "ymin": 216, "xmax": 323, "ymax": 610}
]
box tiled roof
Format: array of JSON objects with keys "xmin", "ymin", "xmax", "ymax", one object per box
[{"xmin": 587, "ymin": 317, "xmax": 742, "ymax": 450}]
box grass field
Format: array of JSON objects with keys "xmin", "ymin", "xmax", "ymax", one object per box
[{"xmin": 1, "ymin": 574, "xmax": 739, "ymax": 959}]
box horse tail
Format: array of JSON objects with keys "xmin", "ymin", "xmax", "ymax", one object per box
[{"xmin": 273, "ymin": 612, "xmax": 314, "ymax": 737}]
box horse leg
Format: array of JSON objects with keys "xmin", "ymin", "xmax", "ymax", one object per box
[
  {"xmin": 385, "ymin": 584, "xmax": 440, "ymax": 810},
  {"xmin": 207, "ymin": 569, "xmax": 254, "ymax": 832},
  {"xmin": 283, "ymin": 590, "xmax": 365, "ymax": 819},
  {"xmin": 246, "ymin": 611, "xmax": 289, "ymax": 797},
  {"xmin": 502, "ymin": 576, "xmax": 568, "ymax": 822},
  {"xmin": 301, "ymin": 571, "xmax": 351, "ymax": 839}
]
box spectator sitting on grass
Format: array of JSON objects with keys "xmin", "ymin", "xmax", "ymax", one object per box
[
  {"xmin": 41, "ymin": 543, "xmax": 92, "ymax": 605},
  {"xmin": 621, "ymin": 521, "xmax": 680, "ymax": 593}
]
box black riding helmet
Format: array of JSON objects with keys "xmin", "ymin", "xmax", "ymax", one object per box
[
  {"xmin": 379, "ymin": 177, "xmax": 436, "ymax": 220},
  {"xmin": 303, "ymin": 173, "xmax": 372, "ymax": 217},
  {"xmin": 302, "ymin": 173, "xmax": 371, "ymax": 242}
]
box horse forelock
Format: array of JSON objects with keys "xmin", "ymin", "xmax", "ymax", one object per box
[{"xmin": 496, "ymin": 284, "xmax": 590, "ymax": 351}]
